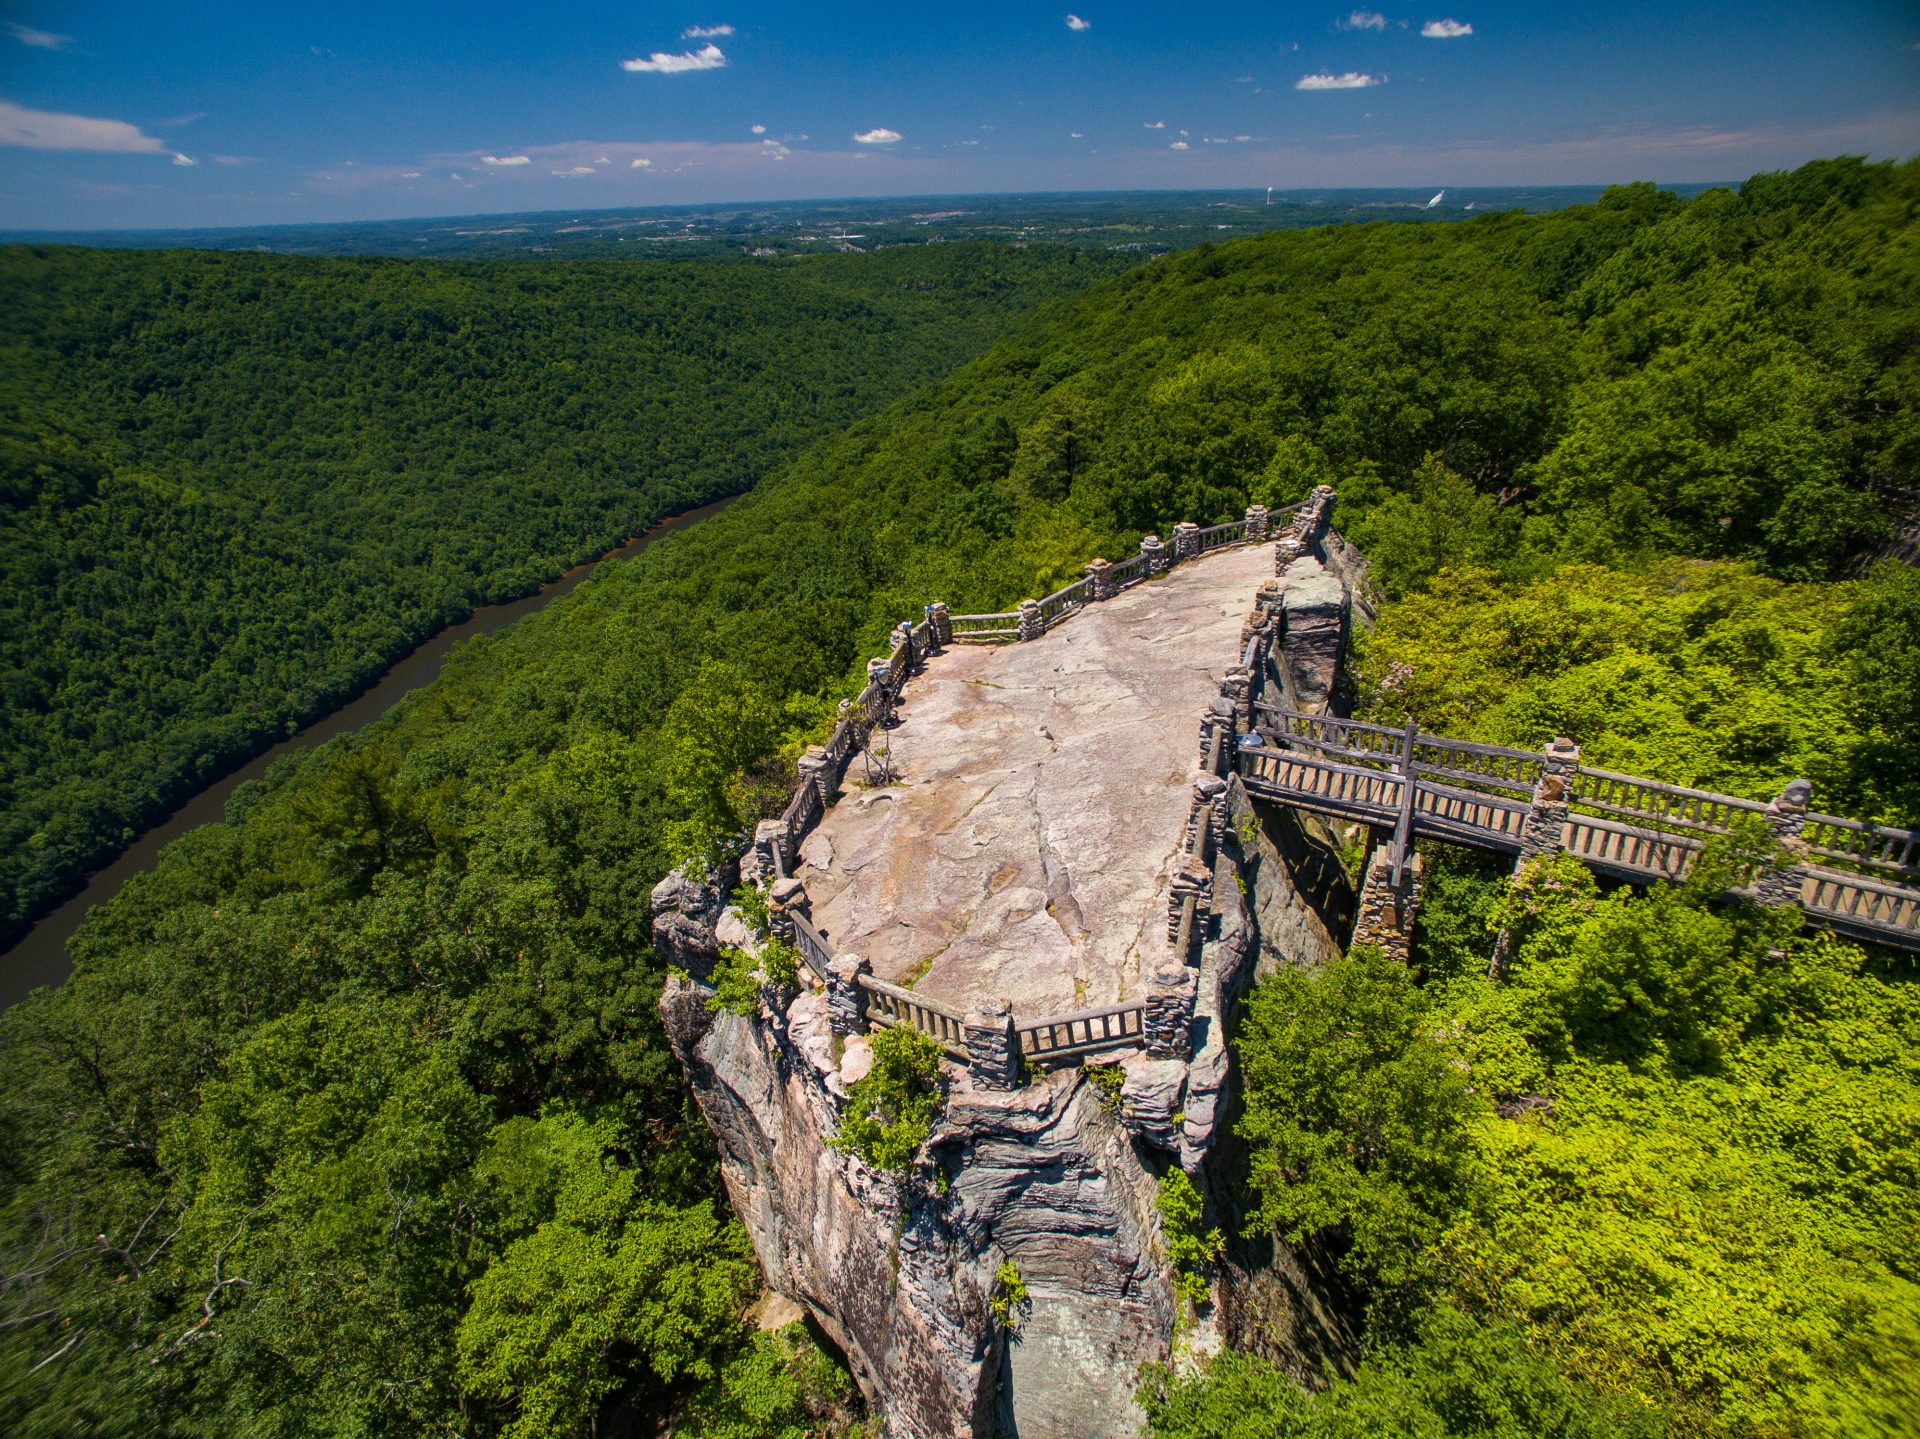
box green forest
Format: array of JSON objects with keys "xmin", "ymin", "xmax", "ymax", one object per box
[
  {"xmin": 2, "ymin": 157, "xmax": 1917, "ymax": 1437},
  {"xmin": 0, "ymin": 240, "xmax": 1125, "ymax": 947}
]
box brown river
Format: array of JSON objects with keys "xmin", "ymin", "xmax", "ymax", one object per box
[{"xmin": 0, "ymin": 496, "xmax": 734, "ymax": 1009}]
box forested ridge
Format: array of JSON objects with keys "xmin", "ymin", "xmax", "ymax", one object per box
[
  {"xmin": 2, "ymin": 158, "xmax": 1917, "ymax": 1437},
  {"xmin": 0, "ymin": 241, "xmax": 1126, "ymax": 948}
]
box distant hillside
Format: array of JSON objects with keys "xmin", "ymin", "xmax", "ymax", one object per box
[{"xmin": 0, "ymin": 241, "xmax": 1125, "ymax": 945}]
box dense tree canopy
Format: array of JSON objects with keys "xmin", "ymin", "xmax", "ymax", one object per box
[{"xmin": 3, "ymin": 158, "xmax": 1917, "ymax": 1437}]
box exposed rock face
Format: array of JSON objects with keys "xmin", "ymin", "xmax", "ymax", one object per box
[
  {"xmin": 1274, "ymin": 557, "xmax": 1349, "ymax": 714},
  {"xmin": 660, "ymin": 964, "xmax": 1181, "ymax": 1439}
]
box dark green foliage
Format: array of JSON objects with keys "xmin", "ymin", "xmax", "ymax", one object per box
[
  {"xmin": 829, "ymin": 1025, "xmax": 945, "ymax": 1173},
  {"xmin": 0, "ymin": 241, "xmax": 1121, "ymax": 944},
  {"xmin": 1154, "ymin": 1168, "xmax": 1224, "ymax": 1311},
  {"xmin": 1234, "ymin": 950, "xmax": 1486, "ymax": 1290}
]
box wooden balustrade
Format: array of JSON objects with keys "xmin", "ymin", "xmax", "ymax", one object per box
[
  {"xmin": 858, "ymin": 973, "xmax": 970, "ymax": 1058},
  {"xmin": 791, "ymin": 912, "xmax": 833, "ymax": 981},
  {"xmin": 1017, "ymin": 1001, "xmax": 1146, "ymax": 1062}
]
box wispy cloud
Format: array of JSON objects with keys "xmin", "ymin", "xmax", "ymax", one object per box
[
  {"xmin": 622, "ymin": 42, "xmax": 727, "ymax": 73},
  {"xmin": 1070, "ymin": 130, "xmax": 1085, "ymax": 138},
  {"xmin": 751, "ymin": 123, "xmax": 767, "ymax": 134},
  {"xmin": 6, "ymin": 20, "xmax": 71, "ymax": 49},
  {"xmin": 1296, "ymin": 71, "xmax": 1385, "ymax": 89},
  {"xmin": 1340, "ymin": 10, "xmax": 1387, "ymax": 31},
  {"xmin": 171, "ymin": 153, "xmax": 196, "ymax": 167},
  {"xmin": 853, "ymin": 127, "xmax": 902, "ymax": 144},
  {"xmin": 1422, "ymin": 18, "xmax": 1472, "ymax": 38},
  {"xmin": 1065, "ymin": 14, "xmax": 1091, "ymax": 30},
  {"xmin": 631, "ymin": 157, "xmax": 653, "ymax": 167},
  {"xmin": 552, "ymin": 165, "xmax": 596, "ymax": 177},
  {"xmin": 1169, "ymin": 140, "xmax": 1189, "ymax": 150},
  {"xmin": 682, "ymin": 24, "xmax": 733, "ymax": 38},
  {"xmin": 481, "ymin": 154, "xmax": 531, "ymax": 165},
  {"xmin": 1143, "ymin": 119, "xmax": 1165, "ymax": 129},
  {"xmin": 0, "ymin": 99, "xmax": 195, "ymax": 164},
  {"xmin": 211, "ymin": 154, "xmax": 258, "ymax": 166}
]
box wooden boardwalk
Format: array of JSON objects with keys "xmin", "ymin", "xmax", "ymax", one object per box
[{"xmin": 1238, "ymin": 704, "xmax": 1920, "ymax": 952}]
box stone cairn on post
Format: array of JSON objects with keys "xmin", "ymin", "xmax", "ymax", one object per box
[
  {"xmin": 964, "ymin": 997, "xmax": 1021, "ymax": 1089},
  {"xmin": 1144, "ymin": 963, "xmax": 1197, "ymax": 1060},
  {"xmin": 1016, "ymin": 599, "xmax": 1046, "ymax": 642},
  {"xmin": 1756, "ymin": 779, "xmax": 1814, "ymax": 907},
  {"xmin": 1084, "ymin": 557, "xmax": 1115, "ymax": 602},
  {"xmin": 827, "ymin": 954, "xmax": 872, "ymax": 1035},
  {"xmin": 1140, "ymin": 533, "xmax": 1169, "ymax": 576},
  {"xmin": 927, "ymin": 601, "xmax": 953, "ymax": 647}
]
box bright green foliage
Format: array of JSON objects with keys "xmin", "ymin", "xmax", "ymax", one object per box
[
  {"xmin": 830, "ymin": 1026, "xmax": 945, "ymax": 1173},
  {"xmin": 1351, "ymin": 559, "xmax": 1920, "ymax": 821},
  {"xmin": 1154, "ymin": 1168, "xmax": 1224, "ymax": 1310},
  {"xmin": 989, "ymin": 1261, "xmax": 1031, "ymax": 1332},
  {"xmin": 1139, "ymin": 1305, "xmax": 1670, "ymax": 1438},
  {"xmin": 1235, "ymin": 948, "xmax": 1486, "ymax": 1289},
  {"xmin": 707, "ymin": 938, "xmax": 802, "ymax": 1017},
  {"xmin": 1083, "ymin": 1060, "xmax": 1126, "ymax": 1111},
  {"xmin": 678, "ymin": 1321, "xmax": 864, "ymax": 1439}
]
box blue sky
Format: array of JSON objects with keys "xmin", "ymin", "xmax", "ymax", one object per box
[{"xmin": 1, "ymin": 2, "xmax": 1915, "ymax": 230}]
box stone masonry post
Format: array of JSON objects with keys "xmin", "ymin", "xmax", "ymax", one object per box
[
  {"xmin": 1520, "ymin": 738, "xmax": 1579, "ymax": 862},
  {"xmin": 926, "ymin": 601, "xmax": 952, "ymax": 648},
  {"xmin": 826, "ymin": 953, "xmax": 871, "ymax": 1035},
  {"xmin": 1755, "ymin": 778, "xmax": 1814, "ymax": 907},
  {"xmin": 1017, "ymin": 599, "xmax": 1046, "ymax": 642},
  {"xmin": 1352, "ymin": 843, "xmax": 1425, "ymax": 966},
  {"xmin": 964, "ymin": 997, "xmax": 1022, "ymax": 1089},
  {"xmin": 1172, "ymin": 521, "xmax": 1201, "ymax": 564},
  {"xmin": 1273, "ymin": 529, "xmax": 1307, "ymax": 574},
  {"xmin": 753, "ymin": 819, "xmax": 789, "ymax": 881},
  {"xmin": 1166, "ymin": 854, "xmax": 1214, "ymax": 944},
  {"xmin": 1084, "ymin": 557, "xmax": 1115, "ymax": 601},
  {"xmin": 1244, "ymin": 504, "xmax": 1270, "ymax": 541},
  {"xmin": 1145, "ymin": 963, "xmax": 1197, "ymax": 1060},
  {"xmin": 1140, "ymin": 534, "xmax": 1169, "ymax": 575},
  {"xmin": 797, "ymin": 745, "xmax": 838, "ymax": 809},
  {"xmin": 866, "ymin": 656, "xmax": 890, "ymax": 688},
  {"xmin": 768, "ymin": 877, "xmax": 809, "ymax": 944},
  {"xmin": 889, "ymin": 621, "xmax": 914, "ymax": 664}
]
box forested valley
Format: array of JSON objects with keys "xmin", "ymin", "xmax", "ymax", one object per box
[
  {"xmin": 0, "ymin": 241, "xmax": 1126, "ymax": 948},
  {"xmin": 2, "ymin": 157, "xmax": 1917, "ymax": 1437}
]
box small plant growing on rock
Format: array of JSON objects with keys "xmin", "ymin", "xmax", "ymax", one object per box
[
  {"xmin": 731, "ymin": 878, "xmax": 772, "ymax": 931},
  {"xmin": 1082, "ymin": 1062, "xmax": 1125, "ymax": 1113},
  {"xmin": 1155, "ymin": 1169, "xmax": 1223, "ymax": 1312},
  {"xmin": 989, "ymin": 1261, "xmax": 1030, "ymax": 1333},
  {"xmin": 707, "ymin": 937, "xmax": 802, "ymax": 1017},
  {"xmin": 1232, "ymin": 807, "xmax": 1260, "ymax": 850},
  {"xmin": 831, "ymin": 1025, "xmax": 945, "ymax": 1172}
]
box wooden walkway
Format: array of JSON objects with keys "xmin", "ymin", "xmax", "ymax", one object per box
[{"xmin": 1238, "ymin": 704, "xmax": 1920, "ymax": 951}]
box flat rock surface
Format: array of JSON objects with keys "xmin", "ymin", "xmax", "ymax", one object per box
[{"xmin": 802, "ymin": 543, "xmax": 1272, "ymax": 1018}]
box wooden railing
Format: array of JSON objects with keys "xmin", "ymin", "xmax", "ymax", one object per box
[
  {"xmin": 1017, "ymin": 1002, "xmax": 1146, "ymax": 1062},
  {"xmin": 859, "ymin": 974, "xmax": 969, "ymax": 1059},
  {"xmin": 1035, "ymin": 577, "xmax": 1091, "ymax": 629},
  {"xmin": 1240, "ymin": 704, "xmax": 1920, "ymax": 950},
  {"xmin": 792, "ymin": 911, "xmax": 834, "ymax": 982},
  {"xmin": 1195, "ymin": 518, "xmax": 1247, "ymax": 553},
  {"xmin": 949, "ymin": 611, "xmax": 1020, "ymax": 642}
]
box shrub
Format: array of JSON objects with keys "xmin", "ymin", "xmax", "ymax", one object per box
[{"xmin": 830, "ymin": 1025, "xmax": 945, "ymax": 1172}]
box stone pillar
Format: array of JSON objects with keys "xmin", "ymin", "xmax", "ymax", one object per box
[
  {"xmin": 754, "ymin": 818, "xmax": 790, "ymax": 880},
  {"xmin": 1219, "ymin": 665, "xmax": 1252, "ymax": 733},
  {"xmin": 1017, "ymin": 599, "xmax": 1046, "ymax": 642},
  {"xmin": 1172, "ymin": 521, "xmax": 1201, "ymax": 564},
  {"xmin": 927, "ymin": 601, "xmax": 952, "ymax": 648},
  {"xmin": 769, "ymin": 877, "xmax": 809, "ymax": 943},
  {"xmin": 964, "ymin": 997, "xmax": 1021, "ymax": 1089},
  {"xmin": 1187, "ymin": 774, "xmax": 1228, "ymax": 859},
  {"xmin": 797, "ymin": 745, "xmax": 838, "ymax": 808},
  {"xmin": 1302, "ymin": 484, "xmax": 1337, "ymax": 540},
  {"xmin": 1273, "ymin": 531, "xmax": 1307, "ymax": 574},
  {"xmin": 1199, "ymin": 699, "xmax": 1237, "ymax": 776},
  {"xmin": 1144, "ymin": 963, "xmax": 1197, "ymax": 1060},
  {"xmin": 1244, "ymin": 504, "xmax": 1270, "ymax": 541},
  {"xmin": 1166, "ymin": 855, "xmax": 1214, "ymax": 944},
  {"xmin": 1520, "ymin": 737, "xmax": 1579, "ymax": 861},
  {"xmin": 1140, "ymin": 534, "xmax": 1169, "ymax": 575},
  {"xmin": 889, "ymin": 621, "xmax": 914, "ymax": 665},
  {"xmin": 866, "ymin": 656, "xmax": 890, "ymax": 687},
  {"xmin": 1352, "ymin": 843, "xmax": 1424, "ymax": 966},
  {"xmin": 1084, "ymin": 557, "xmax": 1115, "ymax": 601},
  {"xmin": 827, "ymin": 953, "xmax": 871, "ymax": 1035},
  {"xmin": 1755, "ymin": 778, "xmax": 1814, "ymax": 907}
]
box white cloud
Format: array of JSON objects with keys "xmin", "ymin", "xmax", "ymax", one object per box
[
  {"xmin": 1070, "ymin": 130, "xmax": 1085, "ymax": 139},
  {"xmin": 1234, "ymin": 134, "xmax": 1251, "ymax": 142},
  {"xmin": 595, "ymin": 155, "xmax": 610, "ymax": 163},
  {"xmin": 8, "ymin": 21, "xmax": 72, "ymax": 49},
  {"xmin": 1143, "ymin": 119, "xmax": 1165, "ymax": 129},
  {"xmin": 853, "ymin": 127, "xmax": 901, "ymax": 144},
  {"xmin": 482, "ymin": 154, "xmax": 531, "ymax": 165},
  {"xmin": 682, "ymin": 24, "xmax": 734, "ymax": 38},
  {"xmin": 0, "ymin": 99, "xmax": 175, "ymax": 154},
  {"xmin": 1342, "ymin": 10, "xmax": 1387, "ymax": 30},
  {"xmin": 1296, "ymin": 71, "xmax": 1385, "ymax": 89},
  {"xmin": 1422, "ymin": 18, "xmax": 1472, "ymax": 37},
  {"xmin": 171, "ymin": 152, "xmax": 196, "ymax": 166},
  {"xmin": 631, "ymin": 157, "xmax": 653, "ymax": 167},
  {"xmin": 751, "ymin": 123, "xmax": 766, "ymax": 134},
  {"xmin": 551, "ymin": 165, "xmax": 596, "ymax": 176},
  {"xmin": 622, "ymin": 42, "xmax": 727, "ymax": 73},
  {"xmin": 401, "ymin": 170, "xmax": 421, "ymax": 178},
  {"xmin": 1065, "ymin": 14, "xmax": 1090, "ymax": 30},
  {"xmin": 1169, "ymin": 141, "xmax": 1189, "ymax": 150}
]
